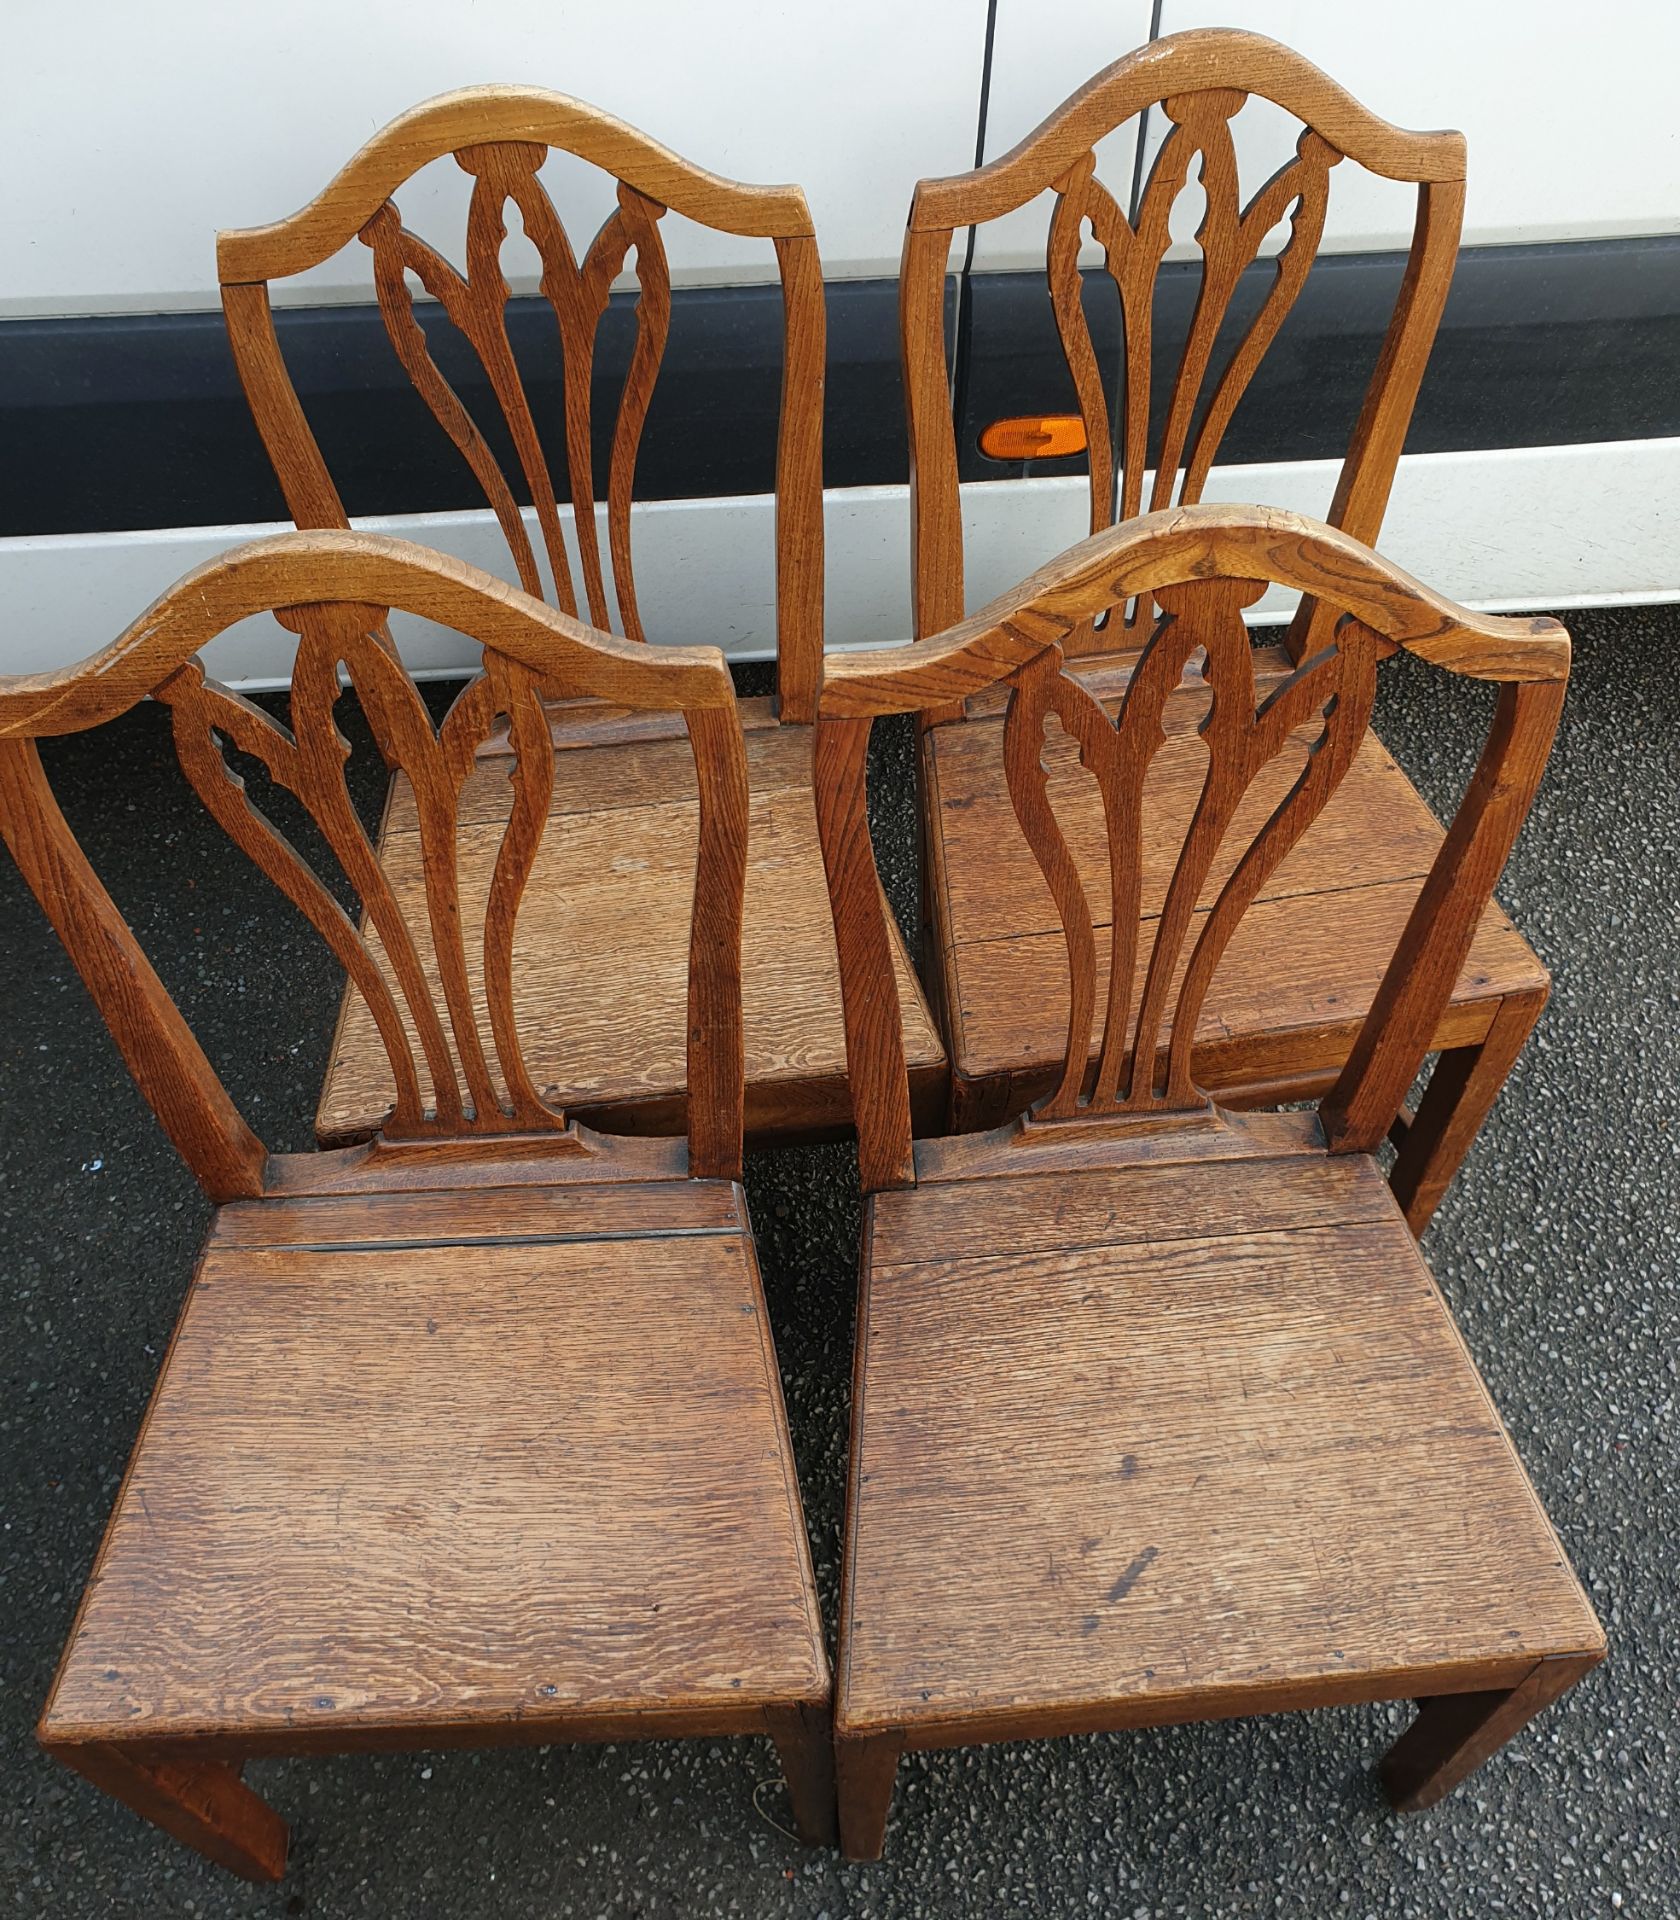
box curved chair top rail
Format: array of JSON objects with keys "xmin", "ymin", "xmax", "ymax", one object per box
[
  {"xmin": 218, "ymin": 85, "xmax": 814, "ymax": 284},
  {"xmin": 898, "ymin": 28, "xmax": 1468, "ymax": 665},
  {"xmin": 0, "ymin": 533, "xmax": 748, "ymax": 1197},
  {"xmin": 0, "ymin": 531, "xmax": 735, "ymax": 740},
  {"xmin": 215, "ymin": 88, "xmax": 825, "ymax": 721},
  {"xmin": 909, "ymin": 28, "xmax": 1464, "ymax": 232},
  {"xmin": 814, "ymin": 505, "xmax": 1567, "ymax": 1194},
  {"xmin": 823, "ymin": 505, "xmax": 1568, "ymax": 720}
]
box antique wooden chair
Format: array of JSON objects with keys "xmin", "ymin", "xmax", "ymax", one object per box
[
  {"xmin": 815, "ymin": 503, "xmax": 1602, "ymax": 1860},
  {"xmin": 217, "ymin": 88, "xmax": 943, "ymax": 1150},
  {"xmin": 903, "ymin": 29, "xmax": 1547, "ymax": 1229},
  {"xmin": 8, "ymin": 533, "xmax": 833, "ymax": 1881}
]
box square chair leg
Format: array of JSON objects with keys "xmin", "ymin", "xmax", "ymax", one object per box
[
  {"xmin": 835, "ymin": 1728, "xmax": 905, "ymax": 1861},
  {"xmin": 1381, "ymin": 1651, "xmax": 1601, "ymax": 1812},
  {"xmin": 47, "ymin": 1742, "xmax": 288, "ymax": 1882}
]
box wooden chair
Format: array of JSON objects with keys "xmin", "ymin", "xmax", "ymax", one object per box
[
  {"xmin": 7, "ymin": 533, "xmax": 833, "ymax": 1881},
  {"xmin": 903, "ymin": 29, "xmax": 1547, "ymax": 1229},
  {"xmin": 815, "ymin": 503, "xmax": 1602, "ymax": 1860},
  {"xmin": 218, "ymin": 88, "xmax": 944, "ymax": 1150}
]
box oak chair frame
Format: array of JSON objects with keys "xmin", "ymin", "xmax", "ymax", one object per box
[
  {"xmin": 902, "ymin": 28, "xmax": 1464, "ymax": 663},
  {"xmin": 815, "ymin": 502, "xmax": 1600, "ymax": 1858},
  {"xmin": 218, "ymin": 88, "xmax": 947, "ymax": 1154},
  {"xmin": 900, "ymin": 29, "xmax": 1542, "ymax": 1229},
  {"xmin": 217, "ymin": 86, "xmax": 825, "ymax": 722},
  {"xmin": 7, "ymin": 533, "xmax": 833, "ymax": 1879}
]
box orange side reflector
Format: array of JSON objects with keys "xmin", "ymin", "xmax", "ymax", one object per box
[{"xmin": 979, "ymin": 413, "xmax": 1089, "ymax": 461}]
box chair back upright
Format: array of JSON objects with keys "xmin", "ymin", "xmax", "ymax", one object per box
[
  {"xmin": 902, "ymin": 29, "xmax": 1465, "ymax": 664},
  {"xmin": 0, "ymin": 533, "xmax": 750, "ymax": 1198},
  {"xmin": 815, "ymin": 505, "xmax": 1567, "ymax": 1191},
  {"xmin": 219, "ymin": 88, "xmax": 825, "ymax": 720}
]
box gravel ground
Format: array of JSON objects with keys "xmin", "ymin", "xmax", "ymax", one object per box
[{"xmin": 1, "ymin": 608, "xmax": 1674, "ymax": 1918}]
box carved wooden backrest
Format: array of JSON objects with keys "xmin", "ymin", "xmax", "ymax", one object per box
[
  {"xmin": 901, "ymin": 30, "xmax": 1466, "ymax": 656},
  {"xmin": 0, "ymin": 534, "xmax": 749, "ymax": 1199},
  {"xmin": 816, "ymin": 505, "xmax": 1567, "ymax": 1192},
  {"xmin": 219, "ymin": 88, "xmax": 825, "ymax": 721}
]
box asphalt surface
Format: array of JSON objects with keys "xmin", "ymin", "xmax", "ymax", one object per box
[{"xmin": 1, "ymin": 610, "xmax": 1675, "ymax": 1918}]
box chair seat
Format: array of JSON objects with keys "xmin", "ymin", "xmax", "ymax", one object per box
[
  {"xmin": 923, "ymin": 651, "xmax": 1549, "ymax": 1127},
  {"xmin": 42, "ymin": 1176, "xmax": 828, "ymax": 1750},
  {"xmin": 317, "ymin": 697, "xmax": 946, "ymax": 1146},
  {"xmin": 838, "ymin": 1124, "xmax": 1601, "ymax": 1742}
]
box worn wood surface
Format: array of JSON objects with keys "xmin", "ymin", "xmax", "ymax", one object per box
[
  {"xmin": 924, "ymin": 676, "xmax": 1548, "ymax": 1131},
  {"xmin": 42, "ymin": 1185, "xmax": 826, "ymax": 1746},
  {"xmin": 835, "ymin": 1150, "xmax": 1602, "ymax": 1750},
  {"xmin": 220, "ymin": 85, "xmax": 823, "ymax": 717},
  {"xmin": 317, "ymin": 701, "xmax": 943, "ymax": 1147},
  {"xmin": 8, "ymin": 533, "xmax": 835, "ymax": 1874},
  {"xmin": 820, "ymin": 506, "xmax": 1564, "ymax": 1213},
  {"xmin": 819, "ymin": 507, "xmax": 1592, "ymax": 1857}
]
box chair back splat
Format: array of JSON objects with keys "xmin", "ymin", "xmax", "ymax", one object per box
[
  {"xmin": 0, "ymin": 531, "xmax": 750, "ymax": 1198},
  {"xmin": 816, "ymin": 504, "xmax": 1567, "ymax": 1194},
  {"xmin": 219, "ymin": 89, "xmax": 825, "ymax": 720},
  {"xmin": 822, "ymin": 509, "xmax": 1595, "ymax": 1867},
  {"xmin": 902, "ymin": 28, "xmax": 1465, "ymax": 670}
]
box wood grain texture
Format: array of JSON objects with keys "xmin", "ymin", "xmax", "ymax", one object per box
[
  {"xmin": 819, "ymin": 508, "xmax": 1565, "ymax": 1189},
  {"xmin": 824, "ymin": 506, "xmax": 1568, "ymax": 722},
  {"xmin": 0, "ymin": 533, "xmax": 758, "ymax": 1175},
  {"xmin": 0, "ymin": 531, "xmax": 735, "ymax": 741},
  {"xmin": 13, "ymin": 545, "xmax": 837, "ymax": 1879},
  {"xmin": 219, "ymin": 86, "xmax": 824, "ymax": 713},
  {"xmin": 901, "ymin": 30, "xmax": 1464, "ymax": 657},
  {"xmin": 217, "ymin": 87, "xmax": 813, "ymax": 285},
  {"xmin": 923, "ymin": 670, "xmax": 1547, "ymax": 1138},
  {"xmin": 41, "ymin": 1193, "xmax": 827, "ymax": 1748},
  {"xmin": 315, "ymin": 708, "xmax": 944, "ymax": 1148},
  {"xmin": 910, "ymin": 31, "xmax": 1462, "ymax": 234},
  {"xmin": 820, "ymin": 510, "xmax": 1588, "ymax": 1856},
  {"xmin": 839, "ymin": 1152, "xmax": 1602, "ymax": 1740},
  {"xmin": 0, "ymin": 739, "xmax": 268, "ymax": 1203},
  {"xmin": 44, "ymin": 1746, "xmax": 288, "ymax": 1883}
]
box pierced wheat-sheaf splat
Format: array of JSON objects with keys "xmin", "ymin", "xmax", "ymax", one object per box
[
  {"xmin": 360, "ymin": 144, "xmax": 671, "ymax": 640},
  {"xmin": 155, "ymin": 601, "xmax": 567, "ymax": 1138},
  {"xmin": 1001, "ymin": 574, "xmax": 1379, "ymax": 1118},
  {"xmin": 900, "ymin": 33, "xmax": 1466, "ymax": 659},
  {"xmin": 1045, "ymin": 95, "xmax": 1338, "ymax": 650}
]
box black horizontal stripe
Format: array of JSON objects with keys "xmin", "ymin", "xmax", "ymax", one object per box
[{"xmin": 0, "ymin": 234, "xmax": 1674, "ymax": 539}]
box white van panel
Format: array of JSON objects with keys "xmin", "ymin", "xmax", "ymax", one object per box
[
  {"xmin": 0, "ymin": 0, "xmax": 986, "ymax": 318},
  {"xmin": 968, "ymin": 0, "xmax": 1154, "ymax": 270},
  {"xmin": 3, "ymin": 440, "xmax": 1673, "ymax": 682},
  {"xmin": 1153, "ymin": 0, "xmax": 1680, "ymax": 253}
]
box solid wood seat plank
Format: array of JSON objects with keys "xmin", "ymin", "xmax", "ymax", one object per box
[
  {"xmin": 317, "ymin": 720, "xmax": 944, "ymax": 1145},
  {"xmin": 44, "ymin": 1182, "xmax": 827, "ymax": 1748},
  {"xmin": 840, "ymin": 1152, "xmax": 1602, "ymax": 1740},
  {"xmin": 925, "ymin": 685, "xmax": 1548, "ymax": 1118}
]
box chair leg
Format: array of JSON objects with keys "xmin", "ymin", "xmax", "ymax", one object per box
[
  {"xmin": 1380, "ymin": 1652, "xmax": 1600, "ymax": 1812},
  {"xmin": 764, "ymin": 1702, "xmax": 838, "ymax": 1848},
  {"xmin": 835, "ymin": 1727, "xmax": 904, "ymax": 1861},
  {"xmin": 1389, "ymin": 990, "xmax": 1546, "ymax": 1236},
  {"xmin": 47, "ymin": 1741, "xmax": 289, "ymax": 1881}
]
